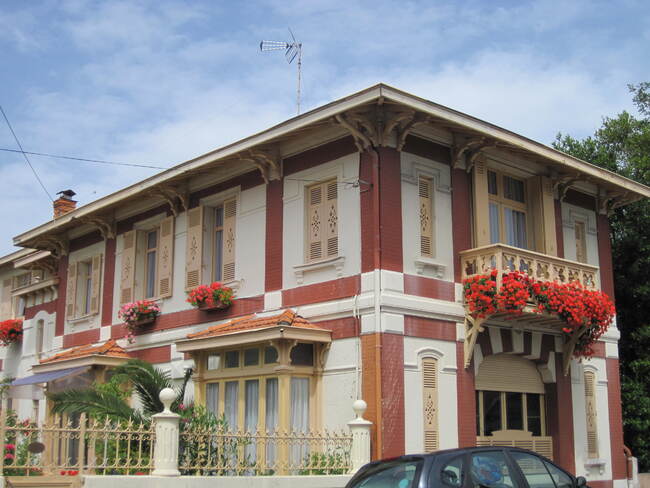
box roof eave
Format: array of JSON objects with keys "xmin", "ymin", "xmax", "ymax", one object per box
[{"xmin": 33, "ymin": 354, "xmax": 129, "ymax": 373}]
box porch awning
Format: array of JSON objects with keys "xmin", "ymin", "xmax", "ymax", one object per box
[{"xmin": 11, "ymin": 366, "xmax": 88, "ymax": 386}]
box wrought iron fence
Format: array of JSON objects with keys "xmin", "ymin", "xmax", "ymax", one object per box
[{"xmin": 178, "ymin": 427, "xmax": 352, "ymax": 476}]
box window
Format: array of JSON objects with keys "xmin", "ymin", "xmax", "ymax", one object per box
[
  {"xmin": 476, "ymin": 391, "xmax": 546, "ymax": 437},
  {"xmin": 422, "ymin": 358, "xmax": 439, "ymax": 452},
  {"xmin": 306, "ymin": 180, "xmax": 338, "ymax": 262},
  {"xmin": 441, "ymin": 455, "xmax": 464, "ymax": 488},
  {"xmin": 488, "ymin": 171, "xmax": 528, "ymax": 249},
  {"xmin": 349, "ymin": 459, "xmax": 422, "ymax": 488},
  {"xmin": 575, "ymin": 221, "xmax": 587, "ymax": 263},
  {"xmin": 510, "ymin": 452, "xmax": 572, "ymax": 488},
  {"xmin": 584, "ymin": 371, "xmax": 599, "ymax": 458},
  {"xmin": 66, "ymin": 254, "xmax": 103, "ymax": 320},
  {"xmin": 119, "ymin": 216, "xmax": 175, "ymax": 304},
  {"xmin": 419, "ymin": 176, "xmax": 434, "ymax": 257},
  {"xmin": 470, "ymin": 451, "xmax": 517, "ymax": 488}
]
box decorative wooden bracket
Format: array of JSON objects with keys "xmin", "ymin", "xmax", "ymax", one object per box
[
  {"xmin": 465, "ymin": 142, "xmax": 498, "ymax": 173},
  {"xmin": 149, "ymin": 186, "xmax": 188, "ymax": 217},
  {"xmin": 33, "ymin": 235, "xmax": 69, "ymax": 258},
  {"xmin": 317, "ymin": 342, "xmax": 331, "ymax": 371},
  {"xmin": 235, "ymin": 149, "xmax": 281, "ymax": 184},
  {"xmin": 78, "ymin": 215, "xmax": 115, "ymax": 240},
  {"xmin": 335, "ymin": 113, "xmax": 375, "ymax": 151},
  {"xmin": 554, "ymin": 174, "xmax": 582, "ymax": 201},
  {"xmin": 562, "ymin": 326, "xmax": 586, "ymax": 376},
  {"xmin": 464, "ymin": 314, "xmax": 486, "ymax": 369},
  {"xmin": 452, "ymin": 136, "xmax": 485, "ymax": 169}
]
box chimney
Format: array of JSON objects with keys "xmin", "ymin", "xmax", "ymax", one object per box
[{"xmin": 53, "ymin": 190, "xmax": 77, "ymax": 218}]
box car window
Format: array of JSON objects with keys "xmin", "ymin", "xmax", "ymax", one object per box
[
  {"xmin": 351, "ymin": 460, "xmax": 422, "ymax": 488},
  {"xmin": 470, "ymin": 451, "xmax": 518, "ymax": 488},
  {"xmin": 441, "ymin": 455, "xmax": 464, "ymax": 488},
  {"xmin": 543, "ymin": 460, "xmax": 573, "ymax": 488},
  {"xmin": 510, "ymin": 452, "xmax": 556, "ymax": 488}
]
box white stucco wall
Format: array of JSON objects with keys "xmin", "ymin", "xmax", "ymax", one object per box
[{"xmin": 321, "ymin": 337, "xmax": 360, "ymax": 430}]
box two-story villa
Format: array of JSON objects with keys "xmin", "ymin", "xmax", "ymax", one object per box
[{"xmin": 1, "ymin": 84, "xmax": 647, "ymax": 488}]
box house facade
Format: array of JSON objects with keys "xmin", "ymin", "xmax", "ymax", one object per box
[{"xmin": 0, "ymin": 84, "xmax": 647, "ymax": 487}]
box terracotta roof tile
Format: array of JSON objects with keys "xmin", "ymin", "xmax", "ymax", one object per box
[
  {"xmin": 40, "ymin": 339, "xmax": 130, "ymax": 364},
  {"xmin": 186, "ymin": 309, "xmax": 327, "ymax": 340}
]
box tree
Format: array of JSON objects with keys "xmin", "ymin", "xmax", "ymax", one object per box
[
  {"xmin": 48, "ymin": 359, "xmax": 192, "ymax": 423},
  {"xmin": 553, "ymin": 82, "xmax": 650, "ymax": 469}
]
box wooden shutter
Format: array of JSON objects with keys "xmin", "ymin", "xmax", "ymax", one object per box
[
  {"xmin": 419, "ymin": 177, "xmax": 434, "ymax": 257},
  {"xmin": 185, "ymin": 206, "xmax": 204, "ymax": 289},
  {"xmin": 89, "ymin": 254, "xmax": 103, "ymax": 314},
  {"xmin": 472, "ymin": 160, "xmax": 490, "ymax": 247},
  {"xmin": 157, "ymin": 216, "xmax": 175, "ymax": 298},
  {"xmin": 307, "ymin": 183, "xmax": 324, "ymax": 262},
  {"xmin": 222, "ymin": 199, "xmax": 237, "ymax": 282},
  {"xmin": 325, "ymin": 180, "xmax": 338, "ymax": 258},
  {"xmin": 527, "ymin": 176, "xmax": 557, "ymax": 255},
  {"xmin": 584, "ymin": 371, "xmax": 599, "ymax": 458},
  {"xmin": 476, "ymin": 353, "xmax": 545, "ymax": 393},
  {"xmin": 422, "ymin": 358, "xmax": 439, "ymax": 452},
  {"xmin": 0, "ymin": 279, "xmax": 12, "ymax": 319},
  {"xmin": 66, "ymin": 262, "xmax": 78, "ymax": 319},
  {"xmin": 575, "ymin": 221, "xmax": 587, "ymax": 263},
  {"xmin": 120, "ymin": 230, "xmax": 136, "ymax": 305}
]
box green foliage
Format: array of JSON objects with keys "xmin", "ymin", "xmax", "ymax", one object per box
[
  {"xmin": 298, "ymin": 451, "xmax": 350, "ymax": 475},
  {"xmin": 553, "ymin": 82, "xmax": 650, "ymax": 470},
  {"xmin": 2, "ymin": 410, "xmax": 43, "ymax": 476}
]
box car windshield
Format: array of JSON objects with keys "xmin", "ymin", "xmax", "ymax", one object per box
[{"xmin": 350, "ymin": 459, "xmax": 423, "ymax": 488}]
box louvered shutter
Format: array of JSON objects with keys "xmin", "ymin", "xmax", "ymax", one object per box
[
  {"xmin": 584, "ymin": 371, "xmax": 598, "ymax": 458},
  {"xmin": 185, "ymin": 206, "xmax": 204, "ymax": 289},
  {"xmin": 0, "ymin": 279, "xmax": 12, "ymax": 319},
  {"xmin": 222, "ymin": 199, "xmax": 237, "ymax": 282},
  {"xmin": 307, "ymin": 184, "xmax": 324, "ymax": 262},
  {"xmin": 325, "ymin": 180, "xmax": 338, "ymax": 258},
  {"xmin": 89, "ymin": 254, "xmax": 103, "ymax": 314},
  {"xmin": 120, "ymin": 231, "xmax": 136, "ymax": 305},
  {"xmin": 157, "ymin": 216, "xmax": 175, "ymax": 298},
  {"xmin": 575, "ymin": 222, "xmax": 587, "ymax": 263},
  {"xmin": 66, "ymin": 262, "xmax": 78, "ymax": 319},
  {"xmin": 422, "ymin": 358, "xmax": 439, "ymax": 452},
  {"xmin": 419, "ymin": 177, "xmax": 434, "ymax": 257}
]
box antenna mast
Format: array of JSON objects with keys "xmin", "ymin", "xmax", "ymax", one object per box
[{"xmin": 260, "ymin": 29, "xmax": 303, "ymax": 115}]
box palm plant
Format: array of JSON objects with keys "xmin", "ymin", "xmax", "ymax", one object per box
[{"xmin": 48, "ymin": 359, "xmax": 192, "ymax": 423}]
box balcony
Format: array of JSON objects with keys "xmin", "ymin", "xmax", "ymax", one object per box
[{"xmin": 459, "ymin": 244, "xmax": 601, "ymax": 374}]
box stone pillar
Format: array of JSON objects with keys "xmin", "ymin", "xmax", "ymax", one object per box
[
  {"xmin": 348, "ymin": 399, "xmax": 372, "ymax": 474},
  {"xmin": 152, "ymin": 388, "xmax": 180, "ymax": 476}
]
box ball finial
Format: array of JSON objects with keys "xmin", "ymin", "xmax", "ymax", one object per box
[
  {"xmin": 352, "ymin": 399, "xmax": 367, "ymax": 419},
  {"xmin": 159, "ymin": 388, "xmax": 176, "ymax": 413}
]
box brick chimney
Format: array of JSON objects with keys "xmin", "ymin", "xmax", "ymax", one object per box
[{"xmin": 53, "ymin": 190, "xmax": 77, "ymax": 218}]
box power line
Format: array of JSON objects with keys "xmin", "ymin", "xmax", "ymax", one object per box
[
  {"xmin": 0, "ymin": 105, "xmax": 53, "ymax": 201},
  {"xmin": 0, "ymin": 147, "xmax": 168, "ymax": 170}
]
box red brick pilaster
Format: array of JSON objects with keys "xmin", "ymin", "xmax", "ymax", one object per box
[
  {"xmin": 265, "ymin": 179, "xmax": 283, "ymax": 292},
  {"xmin": 607, "ymin": 358, "xmax": 626, "ymax": 480},
  {"xmin": 101, "ymin": 238, "xmax": 116, "ymax": 326},
  {"xmin": 451, "ymin": 169, "xmax": 472, "ymax": 282},
  {"xmin": 360, "ymin": 150, "xmax": 377, "ymax": 273},
  {"xmin": 55, "ymin": 255, "xmax": 69, "ymax": 336},
  {"xmin": 361, "ymin": 333, "xmax": 379, "ymax": 459},
  {"xmin": 597, "ymin": 214, "xmax": 615, "ymax": 301},
  {"xmin": 456, "ymin": 342, "xmax": 476, "ymax": 447},
  {"xmin": 377, "ymin": 147, "xmax": 403, "ymax": 272},
  {"xmin": 546, "ymin": 353, "xmax": 575, "ymax": 473}
]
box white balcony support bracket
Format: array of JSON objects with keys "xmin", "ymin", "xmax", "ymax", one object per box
[
  {"xmin": 562, "ymin": 325, "xmax": 586, "ymax": 376},
  {"xmin": 464, "ymin": 315, "xmax": 485, "ymax": 369}
]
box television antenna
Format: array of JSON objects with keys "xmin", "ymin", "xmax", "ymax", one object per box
[{"xmin": 260, "ymin": 29, "xmax": 303, "ymax": 115}]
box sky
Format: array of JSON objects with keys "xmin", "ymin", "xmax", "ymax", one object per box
[{"xmin": 1, "ymin": 0, "xmax": 649, "ymax": 256}]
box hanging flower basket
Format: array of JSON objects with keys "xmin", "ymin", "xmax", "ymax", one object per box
[
  {"xmin": 0, "ymin": 319, "xmax": 23, "ymax": 346},
  {"xmin": 463, "ymin": 271, "xmax": 615, "ymax": 358},
  {"xmin": 118, "ymin": 300, "xmax": 161, "ymax": 343},
  {"xmin": 187, "ymin": 282, "xmax": 234, "ymax": 311}
]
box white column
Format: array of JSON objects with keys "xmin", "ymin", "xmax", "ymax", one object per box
[
  {"xmin": 152, "ymin": 388, "xmax": 181, "ymax": 476},
  {"xmin": 348, "ymin": 399, "xmax": 372, "ymax": 474}
]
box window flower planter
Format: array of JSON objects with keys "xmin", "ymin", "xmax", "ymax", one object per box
[
  {"xmin": 118, "ymin": 300, "xmax": 161, "ymax": 343},
  {"xmin": 187, "ymin": 282, "xmax": 234, "ymax": 311},
  {"xmin": 0, "ymin": 319, "xmax": 23, "ymax": 346}
]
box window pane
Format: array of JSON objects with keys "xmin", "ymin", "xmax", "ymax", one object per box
[
  {"xmin": 504, "ymin": 208, "xmax": 527, "ymax": 248},
  {"xmin": 224, "ymin": 381, "xmax": 238, "ymax": 431},
  {"xmin": 265, "ymin": 378, "xmax": 279, "ymax": 466},
  {"xmin": 290, "ymin": 343, "xmax": 314, "ymax": 366},
  {"xmin": 470, "ymin": 451, "xmax": 517, "ymax": 488},
  {"xmin": 147, "ymin": 230, "xmax": 157, "ymax": 249},
  {"xmin": 84, "ymin": 274, "xmax": 92, "ymax": 315},
  {"xmin": 245, "ymin": 380, "xmax": 259, "ymax": 432},
  {"xmin": 225, "ymin": 350, "xmax": 239, "ymax": 368},
  {"xmin": 506, "ymin": 392, "xmax": 523, "ymax": 430},
  {"xmin": 264, "ymin": 346, "xmax": 278, "ymax": 364},
  {"xmin": 543, "ymin": 461, "xmax": 573, "ymax": 488},
  {"xmin": 215, "ymin": 206, "xmax": 224, "ymax": 227},
  {"xmin": 503, "ymin": 176, "xmax": 525, "ymax": 203},
  {"xmin": 488, "ymin": 171, "xmax": 498, "ymax": 195},
  {"xmin": 476, "ymin": 391, "xmax": 482, "ymax": 436},
  {"xmin": 290, "ymin": 378, "xmax": 310, "ymax": 432},
  {"xmin": 527, "ymin": 393, "xmax": 542, "ymax": 436},
  {"xmin": 244, "ymin": 348, "xmax": 259, "ymax": 366},
  {"xmin": 146, "ymin": 250, "xmax": 156, "ymax": 298},
  {"xmin": 207, "ymin": 354, "xmax": 220, "ymax": 371},
  {"xmin": 214, "ymin": 229, "xmax": 223, "ymax": 281},
  {"xmin": 441, "ymin": 455, "xmax": 464, "ymax": 488},
  {"xmin": 510, "ymin": 452, "xmax": 554, "ymax": 488},
  {"xmin": 350, "ymin": 460, "xmax": 422, "ymax": 488},
  {"xmin": 489, "ymin": 203, "xmax": 500, "ymax": 244},
  {"xmin": 483, "ymin": 391, "xmax": 502, "ymax": 435},
  {"xmin": 206, "ymin": 383, "xmax": 219, "ymax": 416}
]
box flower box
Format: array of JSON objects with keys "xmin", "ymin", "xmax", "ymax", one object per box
[
  {"xmin": 187, "ymin": 282, "xmax": 234, "ymax": 311},
  {"xmin": 118, "ymin": 300, "xmax": 161, "ymax": 343},
  {"xmin": 0, "ymin": 319, "xmax": 23, "ymax": 346},
  {"xmin": 198, "ymin": 299, "xmax": 230, "ymax": 312}
]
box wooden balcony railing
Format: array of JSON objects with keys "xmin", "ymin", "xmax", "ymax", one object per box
[{"xmin": 460, "ymin": 243, "xmax": 600, "ymax": 290}]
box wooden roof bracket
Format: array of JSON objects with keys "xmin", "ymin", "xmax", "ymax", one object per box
[
  {"xmin": 248, "ymin": 149, "xmax": 282, "ymax": 183},
  {"xmin": 33, "ymin": 235, "xmax": 69, "ymax": 258},
  {"xmin": 464, "ymin": 314, "xmax": 486, "ymax": 369},
  {"xmin": 554, "ymin": 174, "xmax": 582, "ymax": 201},
  {"xmin": 78, "ymin": 215, "xmax": 115, "ymax": 240},
  {"xmin": 334, "ymin": 113, "xmax": 374, "ymax": 151},
  {"xmin": 148, "ymin": 185, "xmax": 188, "ymax": 217},
  {"xmin": 451, "ymin": 136, "xmax": 487, "ymax": 169}
]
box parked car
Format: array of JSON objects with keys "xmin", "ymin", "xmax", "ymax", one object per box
[{"xmin": 345, "ymin": 447, "xmax": 589, "ymax": 488}]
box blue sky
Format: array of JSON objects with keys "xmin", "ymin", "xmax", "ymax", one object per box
[{"xmin": 1, "ymin": 0, "xmax": 649, "ymax": 255}]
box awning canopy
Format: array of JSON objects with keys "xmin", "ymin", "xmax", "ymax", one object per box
[{"xmin": 11, "ymin": 366, "xmax": 88, "ymax": 386}]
